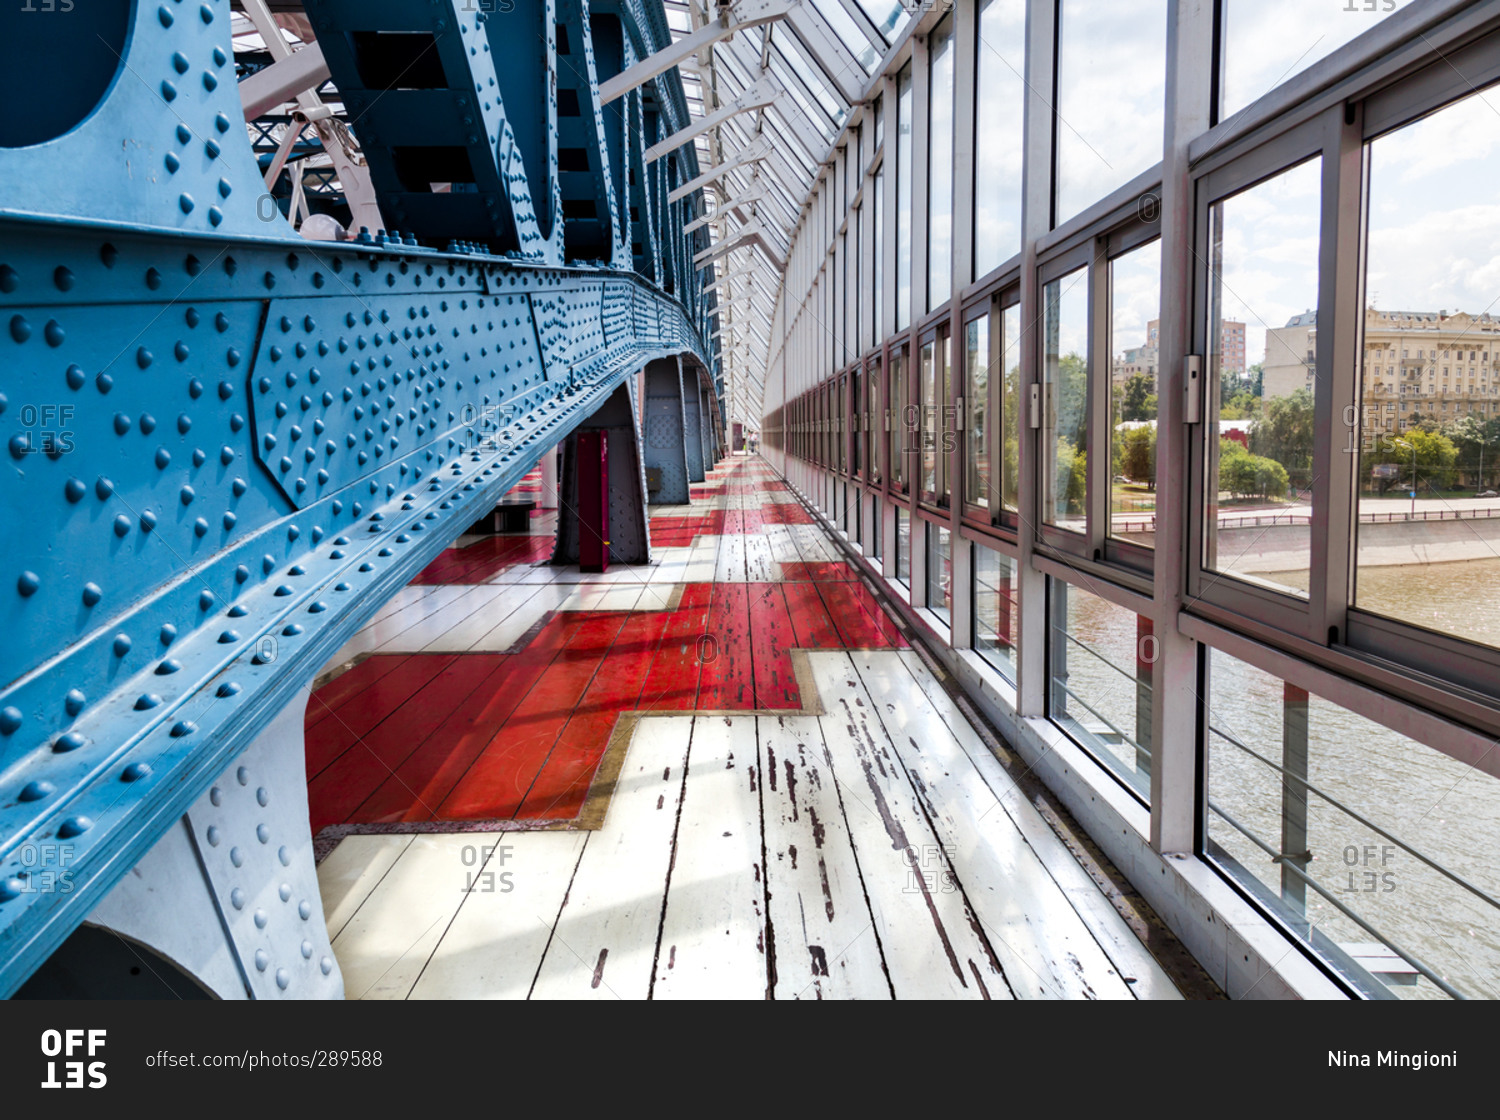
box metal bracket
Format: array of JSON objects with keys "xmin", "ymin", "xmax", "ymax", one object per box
[{"xmin": 1184, "ymin": 355, "xmax": 1203, "ymax": 424}]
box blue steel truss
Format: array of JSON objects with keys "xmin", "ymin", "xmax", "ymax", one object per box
[{"xmin": 0, "ymin": 0, "xmax": 722, "ymax": 994}]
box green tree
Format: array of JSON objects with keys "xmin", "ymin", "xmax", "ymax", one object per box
[
  {"xmin": 1371, "ymin": 428, "xmax": 1459, "ymax": 492},
  {"xmin": 1120, "ymin": 373, "xmax": 1156, "ymax": 422},
  {"xmin": 1441, "ymin": 415, "xmax": 1499, "ymax": 488},
  {"xmin": 1249, "ymin": 387, "xmax": 1314, "ymax": 489},
  {"xmin": 1120, "ymin": 424, "xmax": 1156, "ymax": 489},
  {"xmin": 1220, "ymin": 391, "xmax": 1260, "ymax": 420},
  {"xmin": 1218, "ymin": 439, "xmax": 1289, "ymax": 499},
  {"xmin": 1053, "ymin": 436, "xmax": 1086, "ymax": 516}
]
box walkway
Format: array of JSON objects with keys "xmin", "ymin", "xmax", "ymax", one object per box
[{"xmin": 312, "ymin": 455, "xmax": 1185, "ymax": 999}]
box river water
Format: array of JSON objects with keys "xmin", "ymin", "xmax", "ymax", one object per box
[{"xmin": 1060, "ymin": 568, "xmax": 1500, "ymax": 1000}]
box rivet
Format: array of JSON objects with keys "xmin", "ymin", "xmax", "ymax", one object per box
[
  {"xmin": 0, "ymin": 706, "xmax": 22, "ymax": 734},
  {"xmin": 17, "ymin": 570, "xmax": 39, "ymax": 597},
  {"xmin": 95, "ymin": 477, "xmax": 113, "ymax": 499},
  {"xmin": 156, "ymin": 658, "xmax": 182, "ymax": 675},
  {"xmin": 254, "ymin": 949, "xmax": 268, "ymax": 972},
  {"xmin": 218, "ymin": 630, "xmax": 239, "ymax": 643},
  {"xmin": 139, "ymin": 509, "xmax": 158, "ymax": 532},
  {"xmin": 20, "ymin": 780, "xmax": 54, "ymax": 801},
  {"xmin": 256, "ymin": 823, "xmax": 270, "ymax": 844},
  {"xmin": 216, "ymin": 681, "xmax": 241, "ymax": 698},
  {"xmin": 122, "ymin": 762, "xmax": 151, "ymax": 782},
  {"xmin": 54, "ymin": 730, "xmax": 86, "ymax": 752},
  {"xmin": 299, "ymin": 900, "xmax": 312, "ymax": 920},
  {"xmin": 237, "ymin": 766, "xmax": 249, "ymax": 786},
  {"xmin": 230, "ymin": 846, "xmax": 244, "ymax": 868},
  {"xmin": 134, "ymin": 693, "xmax": 162, "ymax": 711},
  {"xmin": 258, "ymin": 788, "xmax": 270, "ymax": 807},
  {"xmin": 57, "ymin": 816, "xmax": 92, "ymax": 839},
  {"xmin": 279, "ymin": 845, "xmax": 291, "ymax": 867},
  {"xmin": 170, "ymin": 720, "xmax": 196, "ymax": 738},
  {"xmin": 320, "ymin": 957, "xmax": 333, "ymax": 975},
  {"xmin": 207, "ymin": 826, "xmax": 221, "ymax": 847},
  {"xmin": 64, "ymin": 689, "xmax": 85, "ymax": 715},
  {"xmin": 112, "ymin": 634, "xmax": 132, "ymax": 657},
  {"xmin": 43, "ymin": 320, "xmax": 63, "ymax": 347}
]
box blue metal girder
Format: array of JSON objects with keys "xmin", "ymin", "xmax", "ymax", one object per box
[
  {"xmin": 0, "ymin": 0, "xmax": 721, "ymax": 994},
  {"xmin": 305, "ymin": 0, "xmax": 563, "ymax": 259},
  {"xmin": 0, "ymin": 224, "xmax": 707, "ymax": 995}
]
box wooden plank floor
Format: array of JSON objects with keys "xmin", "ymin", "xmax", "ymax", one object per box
[{"xmin": 316, "ymin": 455, "xmax": 1184, "ymax": 999}]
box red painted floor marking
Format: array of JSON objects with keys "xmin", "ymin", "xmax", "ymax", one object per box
[
  {"xmin": 778, "ymin": 560, "xmax": 859, "ymax": 582},
  {"xmin": 697, "ymin": 582, "xmax": 753, "ymax": 709},
  {"xmin": 436, "ymin": 611, "xmax": 628, "ymax": 820},
  {"xmin": 307, "ymin": 458, "xmax": 919, "ymax": 831},
  {"xmin": 306, "ymin": 654, "xmax": 453, "ymax": 779},
  {"xmin": 637, "ymin": 581, "xmax": 712, "ymax": 711},
  {"xmin": 307, "ymin": 654, "xmax": 500, "ymax": 833},
  {"xmin": 515, "ymin": 606, "xmax": 674, "ymax": 821},
  {"xmin": 305, "ymin": 653, "xmax": 410, "ymax": 734},
  {"xmin": 781, "ymin": 579, "xmax": 842, "ymax": 650},
  {"xmin": 748, "ymin": 582, "xmax": 799, "ymax": 709}
]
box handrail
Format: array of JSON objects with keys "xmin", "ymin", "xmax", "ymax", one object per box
[
  {"xmin": 1110, "ymin": 504, "xmax": 1500, "ymax": 534},
  {"xmin": 1208, "ymin": 798, "xmax": 1466, "ymax": 1000},
  {"xmin": 1209, "ymin": 724, "xmax": 1500, "ymax": 915}
]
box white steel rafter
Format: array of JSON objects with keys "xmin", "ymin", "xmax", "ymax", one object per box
[{"xmin": 661, "ymin": 0, "xmax": 900, "ymax": 428}]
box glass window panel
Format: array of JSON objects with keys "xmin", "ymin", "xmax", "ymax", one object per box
[
  {"xmin": 928, "ymin": 14, "xmax": 955, "ymax": 311},
  {"xmin": 891, "ymin": 343, "xmax": 909, "ymax": 491},
  {"xmin": 896, "ymin": 506, "xmax": 912, "ymax": 586},
  {"xmin": 1049, "ymin": 579, "xmax": 1153, "ymax": 801},
  {"xmin": 776, "ymin": 37, "xmax": 847, "ymax": 127},
  {"xmin": 973, "ymin": 544, "xmax": 1018, "ymax": 680},
  {"xmin": 873, "ymin": 168, "xmax": 885, "ymax": 342},
  {"xmin": 1354, "ymin": 87, "xmax": 1500, "ymax": 651},
  {"xmin": 1055, "ymin": 0, "xmax": 1167, "ymax": 226},
  {"xmin": 1001, "ymin": 302, "xmax": 1021, "ymax": 513},
  {"xmin": 966, "ymin": 315, "xmax": 991, "ymax": 510},
  {"xmin": 856, "ymin": 0, "xmax": 909, "ymax": 43},
  {"xmin": 1043, "ymin": 266, "xmax": 1089, "ymax": 533},
  {"xmin": 921, "ymin": 336, "xmax": 938, "ymax": 498},
  {"xmin": 866, "ymin": 357, "xmax": 882, "ymax": 483},
  {"xmin": 896, "ymin": 63, "xmax": 913, "ymax": 329},
  {"xmin": 871, "ymin": 494, "xmax": 883, "ymax": 560},
  {"xmin": 974, "ymin": 0, "xmax": 1024, "ymax": 278},
  {"xmin": 769, "ymin": 54, "xmax": 837, "ymax": 142},
  {"xmin": 1221, "ymin": 0, "xmax": 1406, "ymax": 121},
  {"xmin": 858, "ymin": 365, "xmax": 870, "ymax": 476},
  {"xmin": 1109, "ymin": 238, "xmax": 1161, "ymax": 547},
  {"xmin": 1205, "ymin": 157, "xmax": 1321, "ymax": 598},
  {"xmin": 1207, "ymin": 646, "xmax": 1500, "ymax": 1000},
  {"xmin": 927, "ymin": 522, "xmax": 953, "ymax": 624},
  {"xmin": 810, "ymin": 0, "xmax": 881, "ymax": 73}
]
